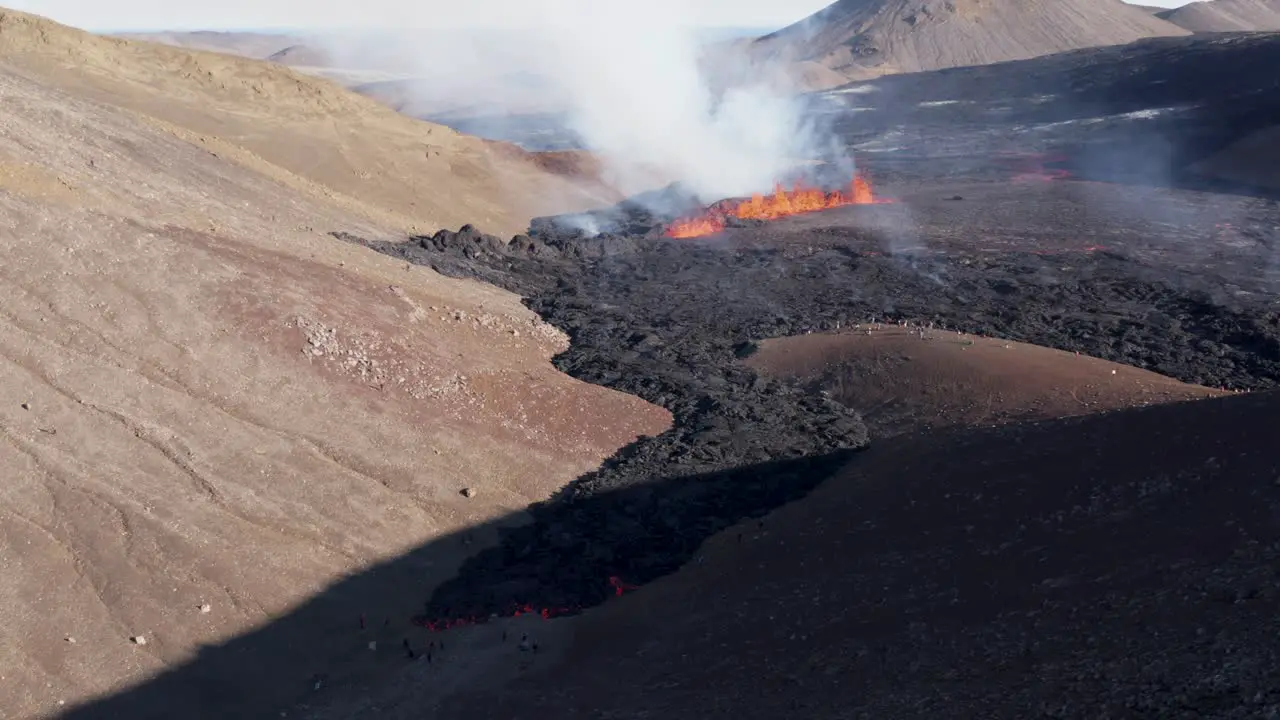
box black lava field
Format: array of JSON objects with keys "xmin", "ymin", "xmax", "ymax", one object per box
[{"xmin": 337, "ymin": 171, "xmax": 1280, "ymax": 624}]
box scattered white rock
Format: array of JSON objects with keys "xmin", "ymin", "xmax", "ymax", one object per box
[
  {"xmin": 131, "ymin": 635, "xmax": 147, "ymax": 646},
  {"xmin": 460, "ymin": 487, "xmax": 477, "ymax": 499},
  {"xmin": 199, "ymin": 603, "xmax": 212, "ymax": 614}
]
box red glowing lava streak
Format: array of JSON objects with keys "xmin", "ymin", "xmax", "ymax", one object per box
[{"xmin": 666, "ymin": 172, "xmax": 890, "ymax": 239}]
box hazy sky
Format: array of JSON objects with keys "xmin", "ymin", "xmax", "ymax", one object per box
[{"xmin": 9, "ymin": 0, "xmax": 1196, "ymax": 32}]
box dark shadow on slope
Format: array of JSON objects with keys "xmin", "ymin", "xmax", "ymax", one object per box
[
  {"xmin": 424, "ymin": 448, "xmax": 860, "ymax": 619},
  {"xmin": 447, "ymin": 390, "xmax": 1280, "ymax": 720},
  {"xmin": 55, "ymin": 450, "xmax": 858, "ymax": 720}
]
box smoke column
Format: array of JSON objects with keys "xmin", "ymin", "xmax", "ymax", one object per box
[
  {"xmin": 525, "ymin": 0, "xmax": 815, "ymax": 201},
  {"xmin": 318, "ymin": 0, "xmax": 826, "ymax": 204}
]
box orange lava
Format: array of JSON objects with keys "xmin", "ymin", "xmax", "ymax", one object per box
[
  {"xmin": 666, "ymin": 173, "xmax": 887, "ymax": 239},
  {"xmin": 667, "ymin": 215, "xmax": 728, "ymax": 238}
]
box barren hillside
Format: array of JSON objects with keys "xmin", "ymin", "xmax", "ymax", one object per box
[
  {"xmin": 747, "ymin": 0, "xmax": 1190, "ymax": 88},
  {"xmin": 3, "ymin": 10, "xmax": 616, "ymax": 237},
  {"xmin": 0, "ymin": 7, "xmax": 668, "ymax": 718},
  {"xmin": 1158, "ymin": 0, "xmax": 1280, "ymax": 31}
]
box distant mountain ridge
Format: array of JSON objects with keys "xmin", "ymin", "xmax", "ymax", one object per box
[
  {"xmin": 265, "ymin": 43, "xmax": 332, "ymax": 66},
  {"xmin": 1157, "ymin": 0, "xmax": 1280, "ymax": 31},
  {"xmin": 746, "ymin": 0, "xmax": 1190, "ymax": 87}
]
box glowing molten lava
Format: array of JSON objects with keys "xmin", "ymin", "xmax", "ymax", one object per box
[
  {"xmin": 666, "ymin": 173, "xmax": 886, "ymax": 239},
  {"xmin": 410, "ymin": 575, "xmax": 640, "ymax": 632}
]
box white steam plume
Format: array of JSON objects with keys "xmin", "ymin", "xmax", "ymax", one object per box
[
  {"xmin": 527, "ymin": 0, "xmax": 814, "ymax": 201},
  {"xmin": 316, "ymin": 0, "xmax": 829, "ymax": 205}
]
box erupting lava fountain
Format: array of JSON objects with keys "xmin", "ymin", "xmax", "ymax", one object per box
[{"xmin": 665, "ymin": 172, "xmax": 893, "ymax": 239}]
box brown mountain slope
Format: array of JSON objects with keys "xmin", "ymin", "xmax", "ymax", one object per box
[
  {"xmin": 1158, "ymin": 0, "xmax": 1280, "ymax": 31},
  {"xmin": 748, "ymin": 0, "xmax": 1190, "ymax": 87},
  {"xmin": 0, "ymin": 7, "xmax": 669, "ymax": 719},
  {"xmin": 2, "ymin": 9, "xmax": 614, "ymax": 237},
  {"xmin": 745, "ymin": 328, "xmax": 1226, "ymax": 438},
  {"xmin": 441, "ymin": 390, "xmax": 1280, "ymax": 719}
]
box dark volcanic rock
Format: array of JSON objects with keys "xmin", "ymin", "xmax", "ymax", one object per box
[
  {"xmin": 528, "ymin": 182, "xmax": 707, "ymax": 240},
  {"xmin": 342, "ymin": 228, "xmax": 871, "ymax": 618},
  {"xmin": 818, "ymin": 33, "xmax": 1280, "ymax": 192},
  {"xmin": 336, "ymin": 204, "xmax": 1280, "ymax": 619}
]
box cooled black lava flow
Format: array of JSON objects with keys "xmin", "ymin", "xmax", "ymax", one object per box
[
  {"xmin": 335, "ymin": 220, "xmax": 1280, "ymax": 618},
  {"xmin": 337, "ymin": 227, "xmax": 869, "ymax": 614}
]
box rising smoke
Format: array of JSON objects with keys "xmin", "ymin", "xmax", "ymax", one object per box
[
  {"xmin": 530, "ymin": 2, "xmax": 818, "ymax": 201},
  {"xmin": 317, "ymin": 0, "xmax": 836, "ymax": 209}
]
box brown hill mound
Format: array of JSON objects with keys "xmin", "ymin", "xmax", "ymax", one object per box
[
  {"xmin": 746, "ymin": 327, "xmax": 1227, "ymax": 437},
  {"xmin": 443, "ymin": 390, "xmax": 1280, "ymax": 719},
  {"xmin": 1159, "ymin": 0, "xmax": 1280, "ymax": 31},
  {"xmin": 0, "ymin": 7, "xmax": 669, "ymax": 718},
  {"xmin": 747, "ymin": 0, "xmax": 1190, "ymax": 88}
]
